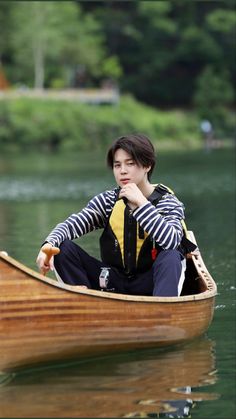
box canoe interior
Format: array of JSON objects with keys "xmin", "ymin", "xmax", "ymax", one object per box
[{"xmin": 181, "ymin": 257, "xmax": 205, "ymax": 295}]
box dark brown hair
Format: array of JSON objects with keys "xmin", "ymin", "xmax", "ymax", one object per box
[{"xmin": 107, "ymin": 133, "xmax": 156, "ymax": 180}]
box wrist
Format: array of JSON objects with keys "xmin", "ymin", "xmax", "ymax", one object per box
[
  {"xmin": 136, "ymin": 197, "xmax": 148, "ymax": 207},
  {"xmin": 129, "ymin": 198, "xmax": 148, "ymax": 211}
]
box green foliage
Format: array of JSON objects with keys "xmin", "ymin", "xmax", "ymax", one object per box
[
  {"xmin": 0, "ymin": 0, "xmax": 235, "ymax": 107},
  {"xmin": 0, "ymin": 96, "xmax": 202, "ymax": 152},
  {"xmin": 206, "ymin": 9, "xmax": 236, "ymax": 33},
  {"xmin": 88, "ymin": 0, "xmax": 235, "ymax": 107},
  {"xmin": 8, "ymin": 1, "xmax": 106, "ymax": 88},
  {"xmin": 0, "ymin": 1, "xmax": 12, "ymax": 57},
  {"xmin": 138, "ymin": 1, "xmax": 176, "ymax": 35},
  {"xmin": 193, "ymin": 66, "xmax": 235, "ymax": 136},
  {"xmin": 177, "ymin": 26, "xmax": 221, "ymax": 62},
  {"xmin": 102, "ymin": 56, "xmax": 123, "ymax": 80}
]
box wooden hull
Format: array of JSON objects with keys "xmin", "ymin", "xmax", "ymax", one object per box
[{"xmin": 0, "ymin": 232, "xmax": 217, "ymax": 372}]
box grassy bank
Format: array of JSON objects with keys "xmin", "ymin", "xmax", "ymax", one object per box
[{"xmin": 0, "ymin": 94, "xmax": 233, "ymax": 152}]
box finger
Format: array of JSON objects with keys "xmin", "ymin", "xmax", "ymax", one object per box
[
  {"xmin": 36, "ymin": 251, "xmax": 46, "ymax": 266},
  {"xmin": 36, "ymin": 256, "xmax": 45, "ymax": 271},
  {"xmin": 119, "ymin": 189, "xmax": 126, "ymax": 198},
  {"xmin": 40, "ymin": 265, "xmax": 50, "ymax": 276},
  {"xmin": 49, "ymin": 256, "xmax": 55, "ymax": 271},
  {"xmin": 39, "ymin": 266, "xmax": 47, "ymax": 275}
]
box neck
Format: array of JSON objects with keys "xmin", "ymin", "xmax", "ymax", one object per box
[{"xmin": 139, "ymin": 180, "xmax": 155, "ymax": 198}]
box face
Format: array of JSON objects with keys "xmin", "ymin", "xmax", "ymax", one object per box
[{"xmin": 113, "ymin": 148, "xmax": 150, "ymax": 188}]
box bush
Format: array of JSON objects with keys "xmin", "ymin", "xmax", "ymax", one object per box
[{"xmin": 0, "ymin": 93, "xmax": 230, "ymax": 152}]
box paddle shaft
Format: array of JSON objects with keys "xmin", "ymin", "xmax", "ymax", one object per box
[{"xmin": 41, "ymin": 244, "xmax": 60, "ymax": 274}]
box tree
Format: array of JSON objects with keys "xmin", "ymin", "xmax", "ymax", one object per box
[
  {"xmin": 1, "ymin": 0, "xmax": 235, "ymax": 106},
  {"xmin": 205, "ymin": 8, "xmax": 236, "ymax": 85},
  {"xmin": 0, "ymin": 1, "xmax": 14, "ymax": 82},
  {"xmin": 193, "ymin": 66, "xmax": 234, "ymax": 135},
  {"xmin": 80, "ymin": 0, "xmax": 235, "ymax": 107},
  {"xmin": 10, "ymin": 1, "xmax": 106, "ymax": 88}
]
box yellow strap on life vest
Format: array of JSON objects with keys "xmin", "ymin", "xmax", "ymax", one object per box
[
  {"xmin": 109, "ymin": 199, "xmax": 148, "ymax": 265},
  {"xmin": 109, "ymin": 199, "xmax": 125, "ymax": 265}
]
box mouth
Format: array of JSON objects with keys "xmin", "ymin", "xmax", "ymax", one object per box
[{"xmin": 120, "ymin": 179, "xmax": 130, "ymax": 184}]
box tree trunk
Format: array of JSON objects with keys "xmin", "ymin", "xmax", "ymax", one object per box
[
  {"xmin": 32, "ymin": 3, "xmax": 45, "ymax": 89},
  {"xmin": 33, "ymin": 41, "xmax": 44, "ymax": 89}
]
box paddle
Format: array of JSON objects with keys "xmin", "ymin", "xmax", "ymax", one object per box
[{"xmin": 41, "ymin": 243, "xmax": 60, "ymax": 275}]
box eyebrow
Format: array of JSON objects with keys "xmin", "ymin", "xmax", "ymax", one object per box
[{"xmin": 113, "ymin": 158, "xmax": 134, "ymax": 164}]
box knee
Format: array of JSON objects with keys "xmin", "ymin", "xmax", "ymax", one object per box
[
  {"xmin": 59, "ymin": 239, "xmax": 73, "ymax": 253},
  {"xmin": 54, "ymin": 240, "xmax": 75, "ymax": 264},
  {"xmin": 152, "ymin": 249, "xmax": 183, "ymax": 297},
  {"xmin": 154, "ymin": 249, "xmax": 181, "ymax": 266}
]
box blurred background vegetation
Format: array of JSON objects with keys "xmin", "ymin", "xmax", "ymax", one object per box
[{"xmin": 0, "ymin": 0, "xmax": 235, "ymax": 152}]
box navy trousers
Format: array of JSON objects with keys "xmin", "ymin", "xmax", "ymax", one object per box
[{"xmin": 54, "ymin": 239, "xmax": 185, "ymax": 297}]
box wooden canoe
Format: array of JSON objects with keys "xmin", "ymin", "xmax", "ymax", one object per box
[{"xmin": 0, "ymin": 232, "xmax": 217, "ymax": 373}]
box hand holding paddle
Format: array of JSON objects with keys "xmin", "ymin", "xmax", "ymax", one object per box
[{"xmin": 36, "ymin": 243, "xmax": 60, "ymax": 276}]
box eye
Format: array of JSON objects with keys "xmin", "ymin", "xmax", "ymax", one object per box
[
  {"xmin": 127, "ymin": 161, "xmax": 135, "ymax": 166},
  {"xmin": 113, "ymin": 163, "xmax": 120, "ymax": 168}
]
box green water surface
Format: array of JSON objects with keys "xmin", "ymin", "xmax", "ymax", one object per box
[{"xmin": 0, "ymin": 148, "xmax": 235, "ymax": 418}]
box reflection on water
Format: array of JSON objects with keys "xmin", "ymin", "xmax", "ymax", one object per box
[{"xmin": 0, "ymin": 337, "xmax": 219, "ymax": 418}]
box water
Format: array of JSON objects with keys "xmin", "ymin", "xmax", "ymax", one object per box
[{"xmin": 0, "ymin": 148, "xmax": 235, "ymax": 418}]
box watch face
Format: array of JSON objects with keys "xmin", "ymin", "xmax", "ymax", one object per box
[{"xmin": 99, "ymin": 268, "xmax": 110, "ymax": 288}]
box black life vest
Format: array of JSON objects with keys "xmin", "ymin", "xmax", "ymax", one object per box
[{"xmin": 99, "ymin": 184, "xmax": 196, "ymax": 276}]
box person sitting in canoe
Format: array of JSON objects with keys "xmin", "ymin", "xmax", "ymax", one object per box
[{"xmin": 36, "ymin": 133, "xmax": 194, "ymax": 296}]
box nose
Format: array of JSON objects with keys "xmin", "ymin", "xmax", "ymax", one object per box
[{"xmin": 120, "ymin": 164, "xmax": 128, "ymax": 174}]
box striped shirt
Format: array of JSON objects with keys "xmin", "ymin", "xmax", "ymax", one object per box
[{"xmin": 45, "ymin": 187, "xmax": 185, "ymax": 250}]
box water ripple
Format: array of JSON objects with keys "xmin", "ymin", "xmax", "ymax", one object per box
[
  {"xmin": 0, "ymin": 171, "xmax": 234, "ymax": 201},
  {"xmin": 0, "ymin": 177, "xmax": 110, "ymax": 201}
]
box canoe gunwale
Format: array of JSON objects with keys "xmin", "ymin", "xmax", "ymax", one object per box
[{"xmin": 0, "ymin": 230, "xmax": 217, "ymax": 304}]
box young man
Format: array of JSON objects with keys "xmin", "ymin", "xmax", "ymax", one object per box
[{"xmin": 36, "ymin": 134, "xmax": 187, "ymax": 296}]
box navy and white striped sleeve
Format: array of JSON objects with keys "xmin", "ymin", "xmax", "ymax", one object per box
[
  {"xmin": 133, "ymin": 194, "xmax": 185, "ymax": 249},
  {"xmin": 44, "ymin": 189, "xmax": 116, "ymax": 247}
]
